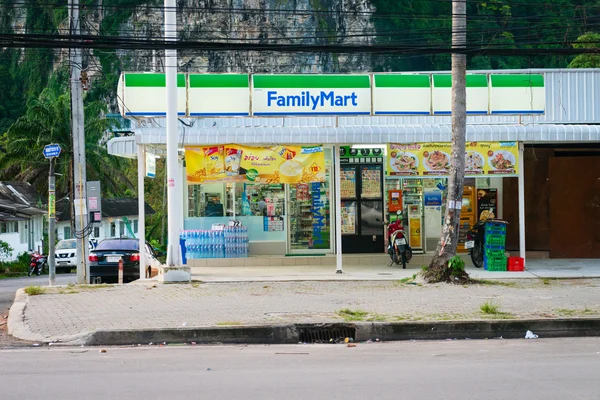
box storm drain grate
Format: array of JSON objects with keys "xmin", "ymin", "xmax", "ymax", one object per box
[{"xmin": 297, "ymin": 325, "xmax": 356, "ymax": 344}]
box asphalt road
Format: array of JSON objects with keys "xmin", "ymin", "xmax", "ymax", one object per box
[
  {"xmin": 2, "ymin": 338, "xmax": 600, "ymax": 399},
  {"xmin": 0, "ymin": 273, "xmax": 76, "ymax": 347}
]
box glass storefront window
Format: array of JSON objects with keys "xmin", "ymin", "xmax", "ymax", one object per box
[{"xmin": 185, "ymin": 147, "xmax": 334, "ymax": 254}]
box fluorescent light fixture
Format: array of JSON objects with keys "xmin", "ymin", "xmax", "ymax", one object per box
[{"xmin": 351, "ymin": 144, "xmax": 386, "ymax": 149}]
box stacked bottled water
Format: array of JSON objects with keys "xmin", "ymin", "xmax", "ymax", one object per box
[
  {"xmin": 223, "ymin": 226, "xmax": 248, "ymax": 258},
  {"xmin": 181, "ymin": 226, "xmax": 248, "ymax": 259}
]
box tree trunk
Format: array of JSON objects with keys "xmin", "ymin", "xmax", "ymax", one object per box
[{"xmin": 424, "ymin": 0, "xmax": 469, "ymax": 283}]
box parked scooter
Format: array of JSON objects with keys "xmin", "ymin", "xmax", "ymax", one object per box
[
  {"xmin": 387, "ymin": 211, "xmax": 412, "ymax": 269},
  {"xmin": 28, "ymin": 252, "xmax": 47, "ymax": 276},
  {"xmin": 466, "ymin": 219, "xmax": 510, "ymax": 269}
]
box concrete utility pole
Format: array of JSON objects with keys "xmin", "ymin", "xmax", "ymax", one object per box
[
  {"xmin": 165, "ymin": 0, "xmax": 181, "ymax": 267},
  {"xmin": 68, "ymin": 0, "xmax": 89, "ymax": 284},
  {"xmin": 426, "ymin": 0, "xmax": 467, "ymax": 276},
  {"xmin": 48, "ymin": 157, "xmax": 56, "ymax": 286}
]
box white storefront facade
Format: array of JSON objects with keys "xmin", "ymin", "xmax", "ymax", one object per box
[{"xmin": 108, "ymin": 69, "xmax": 600, "ymax": 273}]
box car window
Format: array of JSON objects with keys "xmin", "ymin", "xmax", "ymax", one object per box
[
  {"xmin": 56, "ymin": 240, "xmax": 77, "ymax": 250},
  {"xmin": 95, "ymin": 240, "xmax": 139, "ymax": 251},
  {"xmin": 145, "ymin": 244, "xmax": 155, "ymax": 257}
]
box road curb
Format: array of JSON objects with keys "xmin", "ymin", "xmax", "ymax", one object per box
[
  {"xmin": 6, "ymin": 289, "xmax": 40, "ymax": 341},
  {"xmin": 77, "ymin": 318, "xmax": 600, "ymax": 346},
  {"xmin": 7, "ymin": 289, "xmax": 92, "ymax": 345}
]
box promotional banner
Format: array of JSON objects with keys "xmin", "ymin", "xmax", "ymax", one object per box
[
  {"xmin": 185, "ymin": 144, "xmax": 326, "ymax": 184},
  {"xmin": 386, "ymin": 142, "xmax": 519, "ymax": 177}
]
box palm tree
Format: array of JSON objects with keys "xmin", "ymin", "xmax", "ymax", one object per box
[{"xmin": 0, "ymin": 86, "xmax": 134, "ymax": 203}]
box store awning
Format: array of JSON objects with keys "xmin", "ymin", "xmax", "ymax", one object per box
[{"xmin": 107, "ymin": 123, "xmax": 600, "ymax": 158}]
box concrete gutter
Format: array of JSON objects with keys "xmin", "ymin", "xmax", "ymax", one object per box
[{"xmin": 10, "ymin": 318, "xmax": 597, "ymax": 346}]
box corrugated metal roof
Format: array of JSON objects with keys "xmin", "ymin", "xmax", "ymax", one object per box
[{"xmin": 108, "ymin": 123, "xmax": 600, "ymax": 158}]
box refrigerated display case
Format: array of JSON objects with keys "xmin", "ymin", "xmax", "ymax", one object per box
[{"xmin": 341, "ymin": 163, "xmax": 385, "ymax": 253}]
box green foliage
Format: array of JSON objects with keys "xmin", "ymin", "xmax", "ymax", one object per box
[
  {"xmin": 568, "ymin": 32, "xmax": 600, "ymax": 68},
  {"xmin": 448, "ymin": 255, "xmax": 465, "ymax": 276},
  {"xmin": 0, "ymin": 239, "xmax": 12, "ymax": 259},
  {"xmin": 0, "ymin": 251, "xmax": 30, "ymax": 277},
  {"xmin": 370, "ymin": 0, "xmax": 585, "ymax": 72},
  {"xmin": 0, "ymin": 80, "xmax": 134, "ymax": 199}
]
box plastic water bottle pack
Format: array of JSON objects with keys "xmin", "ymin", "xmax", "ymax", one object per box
[{"xmin": 182, "ymin": 227, "xmax": 248, "ymax": 259}]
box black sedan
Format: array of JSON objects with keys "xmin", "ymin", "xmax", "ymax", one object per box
[{"xmin": 89, "ymin": 238, "xmax": 158, "ymax": 283}]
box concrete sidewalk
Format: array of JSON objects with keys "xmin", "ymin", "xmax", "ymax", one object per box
[
  {"xmin": 8, "ymin": 276, "xmax": 600, "ymax": 345},
  {"xmin": 191, "ymin": 259, "xmax": 600, "ymax": 282}
]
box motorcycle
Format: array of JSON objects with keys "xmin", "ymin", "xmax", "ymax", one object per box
[
  {"xmin": 465, "ymin": 219, "xmax": 509, "ymax": 269},
  {"xmin": 387, "ymin": 212, "xmax": 413, "ymax": 269},
  {"xmin": 28, "ymin": 252, "xmax": 47, "ymax": 276}
]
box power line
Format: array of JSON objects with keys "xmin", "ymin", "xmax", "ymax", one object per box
[{"xmin": 0, "ymin": 33, "xmax": 598, "ymax": 56}]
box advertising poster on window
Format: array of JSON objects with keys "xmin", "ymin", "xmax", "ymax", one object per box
[
  {"xmin": 386, "ymin": 142, "xmax": 519, "ymax": 177},
  {"xmin": 477, "ymin": 188, "xmax": 498, "ymax": 221},
  {"xmin": 185, "ymin": 144, "xmax": 326, "ymax": 184}
]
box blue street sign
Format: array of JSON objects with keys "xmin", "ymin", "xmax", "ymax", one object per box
[{"xmin": 43, "ymin": 144, "xmax": 61, "ymax": 159}]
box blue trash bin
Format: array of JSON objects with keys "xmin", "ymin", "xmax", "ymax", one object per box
[{"xmin": 180, "ymin": 238, "xmax": 187, "ymax": 265}]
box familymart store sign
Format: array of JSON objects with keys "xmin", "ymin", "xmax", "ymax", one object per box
[
  {"xmin": 252, "ymin": 75, "xmax": 371, "ymax": 115},
  {"xmin": 117, "ymin": 72, "xmax": 545, "ymax": 117}
]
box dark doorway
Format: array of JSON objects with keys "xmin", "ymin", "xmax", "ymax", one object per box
[{"xmin": 549, "ymin": 156, "xmax": 600, "ymax": 258}]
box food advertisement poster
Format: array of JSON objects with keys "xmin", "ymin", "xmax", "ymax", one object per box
[
  {"xmin": 386, "ymin": 142, "xmax": 519, "ymax": 177},
  {"xmin": 477, "ymin": 188, "xmax": 498, "ymax": 221},
  {"xmin": 185, "ymin": 145, "xmax": 326, "ymax": 184}
]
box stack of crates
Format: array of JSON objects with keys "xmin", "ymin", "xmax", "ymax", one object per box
[{"xmin": 484, "ymin": 221, "xmax": 507, "ymax": 271}]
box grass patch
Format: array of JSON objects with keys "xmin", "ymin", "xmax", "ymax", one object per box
[
  {"xmin": 24, "ymin": 286, "xmax": 45, "ymax": 296},
  {"xmin": 480, "ymin": 300, "xmax": 515, "ymax": 319},
  {"xmin": 216, "ymin": 321, "xmax": 242, "ymax": 326},
  {"xmin": 0, "ymin": 273, "xmax": 28, "ymax": 279},
  {"xmin": 366, "ymin": 313, "xmax": 387, "ymax": 322},
  {"xmin": 474, "ymin": 279, "xmax": 517, "ymax": 287},
  {"xmin": 337, "ymin": 308, "xmax": 369, "ymax": 321},
  {"xmin": 80, "ymin": 284, "xmax": 111, "ymax": 290},
  {"xmin": 554, "ymin": 308, "xmax": 596, "ymax": 317},
  {"xmin": 481, "ymin": 312, "xmax": 516, "ymax": 320},
  {"xmin": 57, "ymin": 288, "xmax": 80, "ymax": 294},
  {"xmin": 395, "ymin": 277, "xmax": 412, "ymax": 285},
  {"xmin": 542, "ymin": 278, "xmax": 552, "ymax": 285},
  {"xmin": 480, "ymin": 300, "xmax": 501, "ymax": 314}
]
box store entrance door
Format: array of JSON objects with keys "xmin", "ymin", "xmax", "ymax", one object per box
[
  {"xmin": 549, "ymin": 156, "xmax": 600, "ymax": 258},
  {"xmin": 340, "ymin": 158, "xmax": 385, "ymax": 254}
]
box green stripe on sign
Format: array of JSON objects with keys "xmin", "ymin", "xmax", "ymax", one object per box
[
  {"xmin": 253, "ymin": 75, "xmax": 370, "ymax": 89},
  {"xmin": 491, "ymin": 74, "xmax": 544, "ymax": 87},
  {"xmin": 125, "ymin": 73, "xmax": 186, "ymax": 88},
  {"xmin": 189, "ymin": 74, "xmax": 249, "ymax": 88},
  {"xmin": 433, "ymin": 74, "xmax": 488, "ymax": 88},
  {"xmin": 433, "ymin": 75, "xmax": 452, "ymax": 88},
  {"xmin": 374, "ymin": 74, "xmax": 430, "ymax": 88}
]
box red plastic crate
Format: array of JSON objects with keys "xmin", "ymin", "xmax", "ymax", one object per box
[{"xmin": 508, "ymin": 257, "xmax": 524, "ymax": 271}]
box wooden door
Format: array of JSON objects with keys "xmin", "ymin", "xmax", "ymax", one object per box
[{"xmin": 549, "ymin": 157, "xmax": 600, "ymax": 258}]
